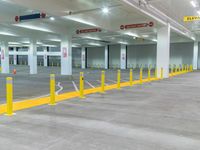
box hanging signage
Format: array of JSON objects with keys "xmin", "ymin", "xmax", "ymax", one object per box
[
  {"xmin": 15, "ymin": 12, "xmax": 46, "ymax": 22},
  {"xmin": 62, "ymin": 47, "xmax": 67, "ymax": 58},
  {"xmin": 183, "ymin": 16, "xmax": 200, "ymax": 22},
  {"xmin": 76, "ymin": 28, "xmax": 101, "ymax": 34},
  {"xmin": 120, "ymin": 22, "xmax": 154, "ymax": 30},
  {"xmin": 1, "ymin": 49, "xmax": 4, "ymax": 60}
]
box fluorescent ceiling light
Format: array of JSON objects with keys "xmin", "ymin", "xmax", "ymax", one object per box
[
  {"xmin": 88, "ymin": 42, "xmax": 101, "ymax": 46},
  {"xmin": 85, "ymin": 36, "xmax": 101, "ymax": 40},
  {"xmin": 64, "ymin": 16, "xmax": 97, "ymax": 26},
  {"xmin": 125, "ymin": 32, "xmax": 139, "ymax": 37},
  {"xmin": 0, "ymin": 31, "xmax": 17, "ymax": 36},
  {"xmin": 49, "ymin": 39, "xmax": 61, "ymax": 42},
  {"xmin": 152, "ymin": 39, "xmax": 157, "ymax": 42},
  {"xmin": 190, "ymin": 1, "xmax": 197, "ymax": 7},
  {"xmin": 50, "ymin": 17, "xmax": 55, "ymax": 21},
  {"xmin": 37, "ymin": 42, "xmax": 43, "ymax": 45},
  {"xmin": 142, "ymin": 35, "xmax": 149, "ymax": 38},
  {"xmin": 8, "ymin": 42, "xmax": 21, "ymax": 45},
  {"xmin": 102, "ymin": 7, "xmax": 109, "ymax": 14},
  {"xmin": 14, "ymin": 24, "xmax": 53, "ymax": 33},
  {"xmin": 118, "ymin": 41, "xmax": 128, "ymax": 45},
  {"xmin": 43, "ymin": 44, "xmax": 57, "ymax": 47}
]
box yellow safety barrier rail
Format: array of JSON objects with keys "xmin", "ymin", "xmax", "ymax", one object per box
[{"xmin": 0, "ymin": 64, "xmax": 194, "ymax": 116}]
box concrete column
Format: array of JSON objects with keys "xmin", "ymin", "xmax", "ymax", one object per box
[
  {"xmin": 43, "ymin": 47, "xmax": 48, "ymax": 67},
  {"xmin": 13, "ymin": 47, "xmax": 17, "ymax": 65},
  {"xmin": 81, "ymin": 47, "xmax": 86, "ymax": 69},
  {"xmin": 193, "ymin": 41, "xmax": 198, "ymax": 70},
  {"xmin": 29, "ymin": 39, "xmax": 37, "ymax": 74},
  {"xmin": 156, "ymin": 24, "xmax": 170, "ymax": 78},
  {"xmin": 105, "ymin": 45, "xmax": 109, "ymax": 69},
  {"xmin": 1, "ymin": 41, "xmax": 9, "ymax": 73},
  {"xmin": 120, "ymin": 44, "xmax": 127, "ymax": 69},
  {"xmin": 61, "ymin": 35, "xmax": 72, "ymax": 75}
]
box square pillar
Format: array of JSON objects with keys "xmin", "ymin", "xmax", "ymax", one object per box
[
  {"xmin": 156, "ymin": 24, "xmax": 171, "ymax": 78},
  {"xmin": 81, "ymin": 47, "xmax": 86, "ymax": 69},
  {"xmin": 61, "ymin": 36, "xmax": 72, "ymax": 75},
  {"xmin": 1, "ymin": 41, "xmax": 9, "ymax": 73},
  {"xmin": 13, "ymin": 47, "xmax": 17, "ymax": 65},
  {"xmin": 29, "ymin": 39, "xmax": 37, "ymax": 74},
  {"xmin": 43, "ymin": 47, "xmax": 48, "ymax": 67},
  {"xmin": 193, "ymin": 41, "xmax": 198, "ymax": 70},
  {"xmin": 105, "ymin": 45, "xmax": 109, "ymax": 69},
  {"xmin": 120, "ymin": 44, "xmax": 127, "ymax": 69}
]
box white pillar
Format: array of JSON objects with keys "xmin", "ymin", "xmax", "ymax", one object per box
[
  {"xmin": 29, "ymin": 39, "xmax": 37, "ymax": 74},
  {"xmin": 43, "ymin": 47, "xmax": 48, "ymax": 67},
  {"xmin": 61, "ymin": 35, "xmax": 72, "ymax": 75},
  {"xmin": 193, "ymin": 41, "xmax": 198, "ymax": 70},
  {"xmin": 105, "ymin": 45, "xmax": 109, "ymax": 69},
  {"xmin": 156, "ymin": 24, "xmax": 171, "ymax": 78},
  {"xmin": 81, "ymin": 47, "xmax": 86, "ymax": 69},
  {"xmin": 120, "ymin": 44, "xmax": 127, "ymax": 69},
  {"xmin": 1, "ymin": 41, "xmax": 9, "ymax": 73},
  {"xmin": 13, "ymin": 47, "xmax": 17, "ymax": 65}
]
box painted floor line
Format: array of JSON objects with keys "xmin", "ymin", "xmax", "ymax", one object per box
[
  {"xmin": 56, "ymin": 82, "xmax": 63, "ymax": 95},
  {"xmin": 72, "ymin": 81, "xmax": 79, "ymax": 92},
  {"xmin": 85, "ymin": 80, "xmax": 95, "ymax": 88},
  {"xmin": 96, "ymin": 80, "xmax": 109, "ymax": 86}
]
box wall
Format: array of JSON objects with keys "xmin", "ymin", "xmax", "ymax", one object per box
[
  {"xmin": 87, "ymin": 46, "xmax": 104, "ymax": 68},
  {"xmin": 109, "ymin": 44, "xmax": 120, "ymax": 68},
  {"xmin": 170, "ymin": 42, "xmax": 193, "ymax": 66},
  {"xmin": 72, "ymin": 48, "xmax": 81, "ymax": 67},
  {"xmin": 127, "ymin": 44, "xmax": 156, "ymax": 68}
]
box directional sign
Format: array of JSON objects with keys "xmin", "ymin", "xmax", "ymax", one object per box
[
  {"xmin": 184, "ymin": 16, "xmax": 200, "ymax": 22},
  {"xmin": 15, "ymin": 13, "xmax": 46, "ymax": 22},
  {"xmin": 76, "ymin": 28, "xmax": 101, "ymax": 34},
  {"xmin": 120, "ymin": 22, "xmax": 154, "ymax": 30}
]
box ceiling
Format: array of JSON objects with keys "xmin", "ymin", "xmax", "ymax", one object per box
[{"xmin": 0, "ymin": 0, "xmax": 197, "ymax": 48}]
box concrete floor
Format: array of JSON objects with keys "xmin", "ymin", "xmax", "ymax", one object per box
[
  {"xmin": 0, "ymin": 71, "xmax": 200, "ymax": 150},
  {"xmin": 0, "ymin": 65, "xmax": 153, "ymax": 103}
]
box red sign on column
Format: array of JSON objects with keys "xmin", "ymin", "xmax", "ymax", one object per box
[
  {"xmin": 1, "ymin": 49, "xmax": 4, "ymax": 60},
  {"xmin": 62, "ymin": 47, "xmax": 67, "ymax": 58}
]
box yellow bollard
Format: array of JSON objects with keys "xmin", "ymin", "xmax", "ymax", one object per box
[
  {"xmin": 129, "ymin": 69, "xmax": 133, "ymax": 86},
  {"xmin": 161, "ymin": 68, "xmax": 163, "ymax": 79},
  {"xmin": 49, "ymin": 74, "xmax": 56, "ymax": 105},
  {"xmin": 101, "ymin": 71, "xmax": 105, "ymax": 93},
  {"xmin": 140, "ymin": 68, "xmax": 143, "ymax": 84},
  {"xmin": 79, "ymin": 72, "xmax": 85, "ymax": 98},
  {"xmin": 5, "ymin": 77, "xmax": 14, "ymax": 116},
  {"xmin": 148, "ymin": 68, "xmax": 151, "ymax": 82},
  {"xmin": 117, "ymin": 70, "xmax": 121, "ymax": 89}
]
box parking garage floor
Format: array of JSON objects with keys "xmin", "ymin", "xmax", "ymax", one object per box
[{"xmin": 0, "ymin": 71, "xmax": 199, "ymax": 150}]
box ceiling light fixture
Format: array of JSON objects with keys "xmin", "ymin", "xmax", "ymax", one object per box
[
  {"xmin": 190, "ymin": 0, "xmax": 197, "ymax": 7},
  {"xmin": 102, "ymin": 7, "xmax": 109, "ymax": 14},
  {"xmin": 50, "ymin": 17, "xmax": 55, "ymax": 21}
]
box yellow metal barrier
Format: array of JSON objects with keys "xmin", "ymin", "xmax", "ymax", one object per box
[
  {"xmin": 161, "ymin": 68, "xmax": 163, "ymax": 79},
  {"xmin": 79, "ymin": 72, "xmax": 85, "ymax": 98},
  {"xmin": 101, "ymin": 71, "xmax": 105, "ymax": 93},
  {"xmin": 49, "ymin": 74, "xmax": 56, "ymax": 105},
  {"xmin": 117, "ymin": 70, "xmax": 121, "ymax": 89},
  {"xmin": 148, "ymin": 68, "xmax": 151, "ymax": 82},
  {"xmin": 140, "ymin": 68, "xmax": 143, "ymax": 84},
  {"xmin": 129, "ymin": 69, "xmax": 133, "ymax": 86},
  {"xmin": 5, "ymin": 77, "xmax": 14, "ymax": 116}
]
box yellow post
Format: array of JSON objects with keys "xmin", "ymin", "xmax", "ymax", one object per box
[
  {"xmin": 161, "ymin": 68, "xmax": 163, "ymax": 79},
  {"xmin": 49, "ymin": 74, "xmax": 56, "ymax": 105},
  {"xmin": 5, "ymin": 77, "xmax": 14, "ymax": 116},
  {"xmin": 117, "ymin": 70, "xmax": 121, "ymax": 89},
  {"xmin": 79, "ymin": 72, "xmax": 85, "ymax": 98},
  {"xmin": 148, "ymin": 68, "xmax": 151, "ymax": 82},
  {"xmin": 129, "ymin": 69, "xmax": 133, "ymax": 86},
  {"xmin": 101, "ymin": 71, "xmax": 105, "ymax": 93},
  {"xmin": 140, "ymin": 68, "xmax": 143, "ymax": 84}
]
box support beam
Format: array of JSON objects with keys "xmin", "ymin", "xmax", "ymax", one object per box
[
  {"xmin": 120, "ymin": 44, "xmax": 127, "ymax": 69},
  {"xmin": 104, "ymin": 45, "xmax": 109, "ymax": 69},
  {"xmin": 193, "ymin": 41, "xmax": 198, "ymax": 70},
  {"xmin": 43, "ymin": 47, "xmax": 48, "ymax": 67},
  {"xmin": 1, "ymin": 41, "xmax": 9, "ymax": 73},
  {"xmin": 29, "ymin": 39, "xmax": 37, "ymax": 74},
  {"xmin": 13, "ymin": 47, "xmax": 17, "ymax": 65},
  {"xmin": 81, "ymin": 47, "xmax": 86, "ymax": 69},
  {"xmin": 156, "ymin": 24, "xmax": 171, "ymax": 78},
  {"xmin": 61, "ymin": 35, "xmax": 72, "ymax": 75}
]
